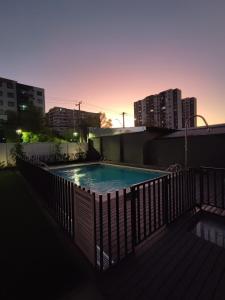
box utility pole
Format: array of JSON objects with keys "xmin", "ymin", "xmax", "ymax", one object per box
[
  {"xmin": 121, "ymin": 112, "xmax": 127, "ymax": 128},
  {"xmin": 75, "ymin": 101, "xmax": 82, "ymax": 142}
]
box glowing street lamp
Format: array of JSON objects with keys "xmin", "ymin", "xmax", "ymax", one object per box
[
  {"xmin": 16, "ymin": 129, "xmax": 22, "ymax": 135},
  {"xmin": 73, "ymin": 132, "xmax": 78, "ymax": 137}
]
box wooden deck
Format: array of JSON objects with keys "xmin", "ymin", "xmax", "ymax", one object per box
[{"xmin": 98, "ymin": 211, "xmax": 225, "ymax": 300}]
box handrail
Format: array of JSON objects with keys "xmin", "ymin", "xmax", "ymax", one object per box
[{"xmin": 200, "ymin": 166, "xmax": 225, "ymax": 171}]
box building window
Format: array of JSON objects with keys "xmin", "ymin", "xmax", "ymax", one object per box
[
  {"xmin": 7, "ymin": 82, "xmax": 14, "ymax": 89},
  {"xmin": 37, "ymin": 91, "xmax": 43, "ymax": 96},
  {"xmin": 19, "ymin": 104, "xmax": 27, "ymax": 111},
  {"xmin": 0, "ymin": 91, "xmax": 3, "ymax": 97},
  {"xmin": 7, "ymin": 92, "xmax": 14, "ymax": 98},
  {"xmin": 37, "ymin": 98, "xmax": 43, "ymax": 104},
  {"xmin": 0, "ymin": 100, "xmax": 3, "ymax": 106},
  {"xmin": 8, "ymin": 101, "xmax": 15, "ymax": 107}
]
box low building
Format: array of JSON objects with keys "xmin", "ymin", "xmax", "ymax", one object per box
[
  {"xmin": 88, "ymin": 126, "xmax": 146, "ymax": 138},
  {"xmin": 46, "ymin": 106, "xmax": 100, "ymax": 136}
]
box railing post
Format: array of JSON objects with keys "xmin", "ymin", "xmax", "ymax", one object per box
[
  {"xmin": 130, "ymin": 186, "xmax": 137, "ymax": 251},
  {"xmin": 199, "ymin": 168, "xmax": 204, "ymax": 209},
  {"xmin": 163, "ymin": 176, "xmax": 169, "ymax": 226}
]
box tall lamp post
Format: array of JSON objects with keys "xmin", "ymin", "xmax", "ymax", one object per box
[{"xmin": 185, "ymin": 115, "xmax": 210, "ymax": 169}]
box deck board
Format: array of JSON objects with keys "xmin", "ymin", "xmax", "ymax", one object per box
[{"xmin": 98, "ymin": 212, "xmax": 225, "ymax": 300}]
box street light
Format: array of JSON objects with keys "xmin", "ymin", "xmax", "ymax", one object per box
[{"xmin": 16, "ymin": 129, "xmax": 22, "ymax": 135}]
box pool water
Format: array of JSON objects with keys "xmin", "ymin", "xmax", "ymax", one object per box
[{"xmin": 52, "ymin": 164, "xmax": 166, "ymax": 194}]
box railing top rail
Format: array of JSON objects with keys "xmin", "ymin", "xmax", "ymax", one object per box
[
  {"xmin": 200, "ymin": 166, "xmax": 225, "ymax": 171},
  {"xmin": 130, "ymin": 173, "xmax": 170, "ymax": 189}
]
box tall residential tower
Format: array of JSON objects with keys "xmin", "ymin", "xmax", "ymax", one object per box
[{"xmin": 134, "ymin": 89, "xmax": 197, "ymax": 129}]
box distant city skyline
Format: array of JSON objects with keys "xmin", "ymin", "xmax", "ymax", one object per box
[{"xmin": 1, "ymin": 0, "xmax": 225, "ymax": 127}]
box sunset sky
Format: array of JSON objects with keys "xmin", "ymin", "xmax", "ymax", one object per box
[{"xmin": 1, "ymin": 0, "xmax": 225, "ymax": 127}]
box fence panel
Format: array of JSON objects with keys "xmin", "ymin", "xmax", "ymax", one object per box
[
  {"xmin": 95, "ymin": 190, "xmax": 133, "ymax": 271},
  {"xmin": 200, "ymin": 167, "xmax": 225, "ymax": 209},
  {"xmin": 131, "ymin": 169, "xmax": 197, "ymax": 247},
  {"xmin": 17, "ymin": 158, "xmax": 200, "ymax": 272}
]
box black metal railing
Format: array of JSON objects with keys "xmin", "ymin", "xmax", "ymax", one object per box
[
  {"xmin": 94, "ymin": 190, "xmax": 133, "ymax": 271},
  {"xmin": 17, "ymin": 157, "xmax": 202, "ymax": 272},
  {"xmin": 129, "ymin": 169, "xmax": 196, "ymax": 247},
  {"xmin": 199, "ymin": 167, "xmax": 225, "ymax": 209},
  {"xmin": 95, "ymin": 169, "xmax": 197, "ymax": 270},
  {"xmin": 17, "ymin": 157, "xmax": 75, "ymax": 239}
]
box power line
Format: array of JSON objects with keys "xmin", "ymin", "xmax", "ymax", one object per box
[{"xmin": 46, "ymin": 96, "xmax": 134, "ymax": 118}]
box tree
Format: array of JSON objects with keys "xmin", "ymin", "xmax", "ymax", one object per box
[{"xmin": 100, "ymin": 112, "xmax": 112, "ymax": 128}]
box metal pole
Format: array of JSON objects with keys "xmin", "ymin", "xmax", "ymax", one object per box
[
  {"xmin": 184, "ymin": 114, "xmax": 210, "ymax": 170},
  {"xmin": 121, "ymin": 112, "xmax": 126, "ymax": 128},
  {"xmin": 75, "ymin": 101, "xmax": 82, "ymax": 142}
]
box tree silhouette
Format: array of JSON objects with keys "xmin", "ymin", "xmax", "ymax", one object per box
[{"xmin": 100, "ymin": 112, "xmax": 112, "ymax": 128}]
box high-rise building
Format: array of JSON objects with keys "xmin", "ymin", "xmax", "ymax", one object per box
[
  {"xmin": 0, "ymin": 77, "xmax": 45, "ymax": 119},
  {"xmin": 181, "ymin": 97, "xmax": 197, "ymax": 128},
  {"xmin": 134, "ymin": 89, "xmax": 182, "ymax": 129},
  {"xmin": 134, "ymin": 89, "xmax": 197, "ymax": 129},
  {"xmin": 46, "ymin": 106, "xmax": 100, "ymax": 136}
]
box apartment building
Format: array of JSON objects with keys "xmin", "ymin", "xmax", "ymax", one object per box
[
  {"xmin": 134, "ymin": 89, "xmax": 197, "ymax": 129},
  {"xmin": 17, "ymin": 83, "xmax": 45, "ymax": 113},
  {"xmin": 134, "ymin": 89, "xmax": 182, "ymax": 129},
  {"xmin": 0, "ymin": 77, "xmax": 45, "ymax": 119},
  {"xmin": 182, "ymin": 97, "xmax": 197, "ymax": 128},
  {"xmin": 46, "ymin": 106, "xmax": 100, "ymax": 135},
  {"xmin": 0, "ymin": 78, "xmax": 17, "ymax": 118}
]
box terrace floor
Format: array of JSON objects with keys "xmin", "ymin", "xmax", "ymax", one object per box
[{"xmin": 99, "ymin": 211, "xmax": 225, "ymax": 300}]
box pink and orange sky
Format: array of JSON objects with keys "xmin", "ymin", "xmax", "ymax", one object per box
[{"xmin": 1, "ymin": 0, "xmax": 225, "ymax": 127}]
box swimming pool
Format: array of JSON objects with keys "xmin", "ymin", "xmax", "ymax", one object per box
[{"xmin": 52, "ymin": 163, "xmax": 166, "ymax": 194}]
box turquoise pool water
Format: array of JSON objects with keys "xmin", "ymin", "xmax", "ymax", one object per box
[{"xmin": 52, "ymin": 164, "xmax": 166, "ymax": 194}]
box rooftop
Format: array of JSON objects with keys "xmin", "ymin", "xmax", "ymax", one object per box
[{"xmin": 163, "ymin": 123, "xmax": 225, "ymax": 138}]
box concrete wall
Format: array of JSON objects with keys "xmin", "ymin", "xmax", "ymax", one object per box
[
  {"xmin": 0, "ymin": 142, "xmax": 88, "ymax": 166},
  {"xmin": 92, "ymin": 131, "xmax": 225, "ymax": 168},
  {"xmin": 95, "ymin": 131, "xmax": 167, "ymax": 164},
  {"xmin": 122, "ymin": 132, "xmax": 163, "ymax": 164},
  {"xmin": 101, "ymin": 135, "xmax": 121, "ymax": 162},
  {"xmin": 144, "ymin": 134, "xmax": 225, "ymax": 168}
]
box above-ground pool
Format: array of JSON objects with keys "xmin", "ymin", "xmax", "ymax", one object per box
[{"xmin": 52, "ymin": 163, "xmax": 166, "ymax": 194}]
